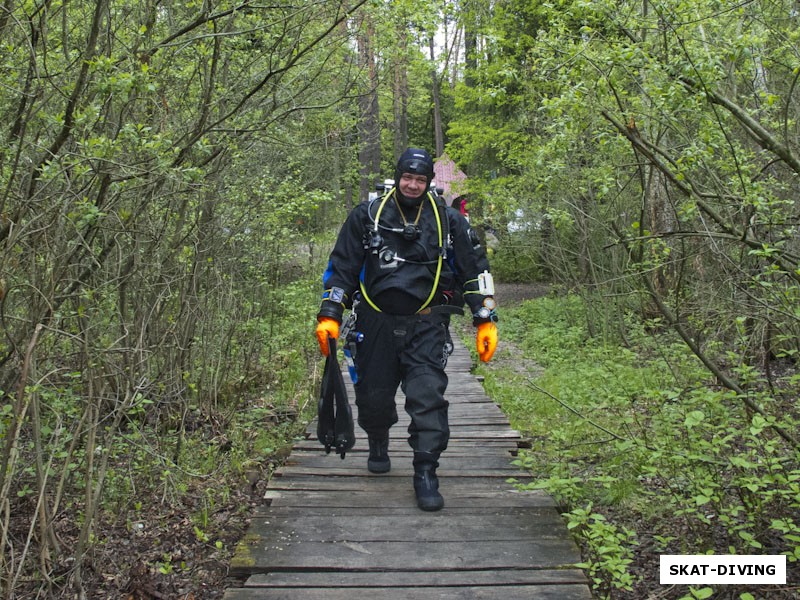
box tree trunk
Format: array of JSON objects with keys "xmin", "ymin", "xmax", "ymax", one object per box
[
  {"xmin": 462, "ymin": 0, "xmax": 478, "ymax": 88},
  {"xmin": 357, "ymin": 14, "xmax": 380, "ymax": 200},
  {"xmin": 393, "ymin": 26, "xmax": 409, "ymax": 158},
  {"xmin": 430, "ymin": 35, "xmax": 444, "ymax": 157}
]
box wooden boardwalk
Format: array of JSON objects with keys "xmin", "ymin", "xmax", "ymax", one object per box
[{"xmin": 224, "ymin": 336, "xmax": 592, "ymax": 599}]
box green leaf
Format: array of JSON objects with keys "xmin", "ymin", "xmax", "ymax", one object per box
[{"xmin": 685, "ymin": 411, "xmax": 705, "ymax": 429}]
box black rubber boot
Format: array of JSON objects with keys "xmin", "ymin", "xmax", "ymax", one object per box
[
  {"xmin": 367, "ymin": 434, "xmax": 391, "ymax": 473},
  {"xmin": 413, "ymin": 452, "xmax": 444, "ymax": 511}
]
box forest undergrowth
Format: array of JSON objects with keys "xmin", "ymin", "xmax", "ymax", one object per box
[
  {"xmin": 9, "ymin": 282, "xmax": 799, "ymax": 599},
  {"xmin": 467, "ymin": 289, "xmax": 800, "ymax": 600},
  {"xmin": 5, "ymin": 276, "xmax": 322, "ymax": 599}
]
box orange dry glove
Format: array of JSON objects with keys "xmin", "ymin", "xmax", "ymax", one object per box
[
  {"xmin": 315, "ymin": 318, "xmax": 340, "ymax": 356},
  {"xmin": 476, "ymin": 322, "xmax": 498, "ymax": 363}
]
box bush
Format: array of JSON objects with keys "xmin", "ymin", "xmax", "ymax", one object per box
[{"xmin": 478, "ymin": 293, "xmax": 800, "ymax": 598}]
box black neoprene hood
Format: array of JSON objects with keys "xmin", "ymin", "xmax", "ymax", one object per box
[{"xmin": 395, "ymin": 148, "xmax": 434, "ymax": 183}]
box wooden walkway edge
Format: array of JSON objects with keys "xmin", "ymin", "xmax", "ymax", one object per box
[{"xmin": 224, "ymin": 336, "xmax": 592, "ymax": 599}]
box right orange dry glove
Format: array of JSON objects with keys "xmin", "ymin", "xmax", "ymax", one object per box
[
  {"xmin": 476, "ymin": 322, "xmax": 498, "ymax": 363},
  {"xmin": 315, "ymin": 317, "xmax": 340, "ymax": 356}
]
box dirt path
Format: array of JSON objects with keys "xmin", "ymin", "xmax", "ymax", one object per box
[{"xmin": 494, "ymin": 282, "xmax": 551, "ymax": 306}]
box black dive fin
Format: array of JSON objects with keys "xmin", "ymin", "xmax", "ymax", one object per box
[
  {"xmin": 316, "ymin": 337, "xmax": 336, "ymax": 453},
  {"xmin": 317, "ymin": 335, "xmax": 356, "ymax": 458},
  {"xmin": 331, "ymin": 345, "xmax": 356, "ymax": 458}
]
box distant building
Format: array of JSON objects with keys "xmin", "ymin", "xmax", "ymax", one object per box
[{"xmin": 433, "ymin": 153, "xmax": 467, "ymax": 210}]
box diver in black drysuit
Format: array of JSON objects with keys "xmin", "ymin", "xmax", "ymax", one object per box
[{"xmin": 315, "ymin": 148, "xmax": 498, "ymax": 511}]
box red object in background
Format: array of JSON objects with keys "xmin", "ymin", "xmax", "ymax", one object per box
[{"xmin": 433, "ymin": 153, "xmax": 467, "ymax": 207}]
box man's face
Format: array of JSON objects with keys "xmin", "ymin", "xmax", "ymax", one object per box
[{"xmin": 398, "ymin": 173, "xmax": 428, "ymax": 199}]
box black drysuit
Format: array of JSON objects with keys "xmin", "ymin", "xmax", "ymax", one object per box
[{"xmin": 318, "ymin": 189, "xmax": 495, "ymax": 457}]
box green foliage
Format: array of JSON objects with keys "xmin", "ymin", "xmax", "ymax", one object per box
[
  {"xmin": 679, "ymin": 588, "xmax": 715, "ymax": 600},
  {"xmin": 447, "ymin": 0, "xmax": 800, "ymax": 383},
  {"xmin": 568, "ymin": 503, "xmax": 638, "ymax": 597},
  {"xmin": 6, "ymin": 0, "xmax": 800, "ymax": 594},
  {"xmin": 483, "ymin": 294, "xmax": 800, "ymax": 596},
  {"xmin": 484, "ymin": 231, "xmax": 545, "ymax": 283}
]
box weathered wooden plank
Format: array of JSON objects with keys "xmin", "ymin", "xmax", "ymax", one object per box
[
  {"xmin": 294, "ymin": 439, "xmax": 524, "ymax": 451},
  {"xmin": 327, "ymin": 416, "xmax": 515, "ymax": 426},
  {"xmin": 338, "ymin": 389, "xmax": 497, "ymax": 399},
  {"xmin": 448, "ymin": 419, "xmax": 517, "ymax": 427},
  {"xmin": 230, "ymin": 539, "xmax": 581, "ymax": 572},
  {"xmin": 404, "ymin": 427, "xmax": 524, "ymax": 436},
  {"xmin": 287, "ymin": 457, "xmax": 522, "ymax": 470},
  {"xmin": 280, "ymin": 450, "xmax": 521, "ymax": 462},
  {"xmin": 261, "ymin": 489, "xmax": 554, "ymax": 509},
  {"xmin": 263, "ymin": 479, "xmax": 533, "ymax": 494},
  {"xmin": 297, "ymin": 438, "xmax": 524, "ymax": 451},
  {"xmin": 304, "ymin": 423, "xmax": 522, "ymax": 440},
  {"xmin": 389, "ymin": 418, "xmax": 514, "ymax": 427},
  {"xmin": 264, "ymin": 475, "xmax": 532, "ymax": 491},
  {"xmin": 292, "ymin": 448, "xmax": 525, "ymax": 461},
  {"xmin": 349, "ymin": 395, "xmax": 500, "ymax": 406},
  {"xmin": 242, "ymin": 569, "xmax": 589, "ymax": 588},
  {"xmin": 292, "ymin": 440, "xmax": 518, "ymax": 464},
  {"xmin": 285, "ymin": 452, "xmax": 523, "ymax": 468},
  {"xmin": 282, "ymin": 446, "xmax": 521, "ymax": 458},
  {"xmin": 289, "ymin": 450, "xmax": 524, "ymax": 463},
  {"xmin": 282, "ymin": 454, "xmax": 524, "ymax": 470},
  {"xmin": 251, "ymin": 505, "xmax": 562, "ymax": 518},
  {"xmin": 273, "ymin": 466, "xmax": 530, "ymax": 478},
  {"xmin": 343, "ymin": 404, "xmax": 512, "ymax": 417},
  {"xmin": 243, "ymin": 511, "xmax": 571, "ymax": 543},
  {"xmin": 224, "ymin": 584, "xmax": 593, "ymax": 599},
  {"xmin": 341, "ymin": 385, "xmax": 496, "ymax": 398}
]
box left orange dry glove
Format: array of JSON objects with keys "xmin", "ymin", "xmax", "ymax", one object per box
[
  {"xmin": 315, "ymin": 317, "xmax": 340, "ymax": 356},
  {"xmin": 476, "ymin": 322, "xmax": 498, "ymax": 363}
]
